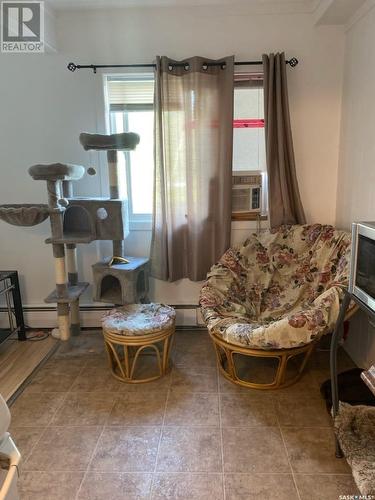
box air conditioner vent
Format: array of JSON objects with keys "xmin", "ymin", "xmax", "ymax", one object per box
[{"xmin": 232, "ymin": 170, "xmax": 263, "ymax": 214}]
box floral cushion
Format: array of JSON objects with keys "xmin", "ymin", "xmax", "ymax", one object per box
[
  {"xmin": 199, "ymin": 224, "xmax": 351, "ymax": 350},
  {"xmin": 102, "ymin": 303, "xmax": 176, "ymax": 336}
]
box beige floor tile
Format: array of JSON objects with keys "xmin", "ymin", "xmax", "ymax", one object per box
[
  {"xmin": 26, "ymin": 358, "xmax": 84, "ymax": 392},
  {"xmin": 313, "ymin": 345, "xmax": 355, "ymax": 372},
  {"xmin": 151, "ymin": 473, "xmax": 223, "ymax": 499},
  {"xmin": 274, "ymin": 371, "xmax": 321, "ymax": 397},
  {"xmin": 311, "ymin": 368, "xmax": 332, "ymax": 386},
  {"xmin": 170, "ymin": 365, "xmax": 218, "ymax": 393},
  {"xmin": 51, "ymin": 392, "xmax": 117, "ymax": 426},
  {"xmin": 172, "ymin": 339, "xmax": 217, "ymax": 369},
  {"xmin": 54, "ymin": 333, "xmax": 106, "ymax": 359},
  {"xmin": 275, "ymin": 395, "xmax": 332, "ymax": 427},
  {"xmin": 165, "ymin": 392, "xmax": 220, "ymax": 426},
  {"xmin": 282, "ymin": 427, "xmax": 352, "ymax": 474},
  {"xmin": 220, "ymin": 393, "xmax": 277, "ymax": 427},
  {"xmin": 294, "ymin": 473, "xmax": 360, "ymax": 499},
  {"xmin": 19, "ymin": 471, "xmax": 84, "ymax": 500},
  {"xmin": 172, "ymin": 335, "xmax": 213, "ymax": 353},
  {"xmin": 70, "ymin": 359, "xmax": 124, "ymax": 392},
  {"xmin": 9, "ymin": 426, "xmax": 45, "ymax": 461},
  {"xmin": 40, "ymin": 357, "xmax": 84, "ymax": 371},
  {"xmin": 218, "ymin": 376, "xmax": 255, "ymax": 394},
  {"xmin": 222, "ymin": 427, "xmax": 290, "ymax": 473},
  {"xmin": 156, "ymin": 426, "xmax": 222, "ymax": 472},
  {"xmin": 24, "ymin": 425, "xmax": 102, "ymax": 471},
  {"xmin": 117, "ymin": 372, "xmax": 172, "ymax": 393},
  {"xmin": 173, "ymin": 330, "xmax": 211, "ymax": 348},
  {"xmin": 77, "ymin": 472, "xmax": 152, "ymax": 499},
  {"xmin": 172, "ymin": 350, "xmax": 217, "ymax": 370},
  {"xmin": 224, "ymin": 473, "xmax": 299, "ymax": 500},
  {"xmin": 10, "ymin": 392, "xmax": 65, "ymax": 427},
  {"xmin": 172, "ymin": 333, "xmax": 213, "ymax": 348},
  {"xmin": 90, "ymin": 426, "xmax": 160, "ymax": 472},
  {"xmin": 107, "ymin": 393, "xmax": 167, "ymax": 426},
  {"xmin": 9, "ymin": 330, "xmax": 359, "ymax": 500},
  {"xmin": 309, "ymin": 345, "xmax": 355, "ymax": 385}
]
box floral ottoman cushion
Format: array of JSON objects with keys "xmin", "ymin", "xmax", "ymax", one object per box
[{"xmin": 102, "ymin": 303, "xmax": 176, "ymax": 336}]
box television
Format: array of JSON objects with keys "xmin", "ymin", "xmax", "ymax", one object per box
[{"xmin": 349, "ymin": 222, "xmax": 375, "ymax": 312}]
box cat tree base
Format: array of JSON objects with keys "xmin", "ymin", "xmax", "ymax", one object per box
[{"xmin": 92, "ymin": 257, "xmax": 149, "ymax": 305}]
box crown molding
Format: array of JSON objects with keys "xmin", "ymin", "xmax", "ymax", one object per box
[
  {"xmin": 49, "ymin": 0, "xmax": 319, "ymax": 15},
  {"xmin": 314, "ymin": 0, "xmax": 370, "ymax": 26},
  {"xmin": 345, "ymin": 0, "xmax": 375, "ymax": 31}
]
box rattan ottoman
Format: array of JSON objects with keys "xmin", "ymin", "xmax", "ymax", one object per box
[{"xmin": 102, "ymin": 303, "xmax": 176, "ymax": 383}]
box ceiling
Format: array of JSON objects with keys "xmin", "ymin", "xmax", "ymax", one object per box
[
  {"xmin": 46, "ymin": 0, "xmax": 320, "ymax": 12},
  {"xmin": 315, "ymin": 0, "xmax": 368, "ymax": 25},
  {"xmin": 45, "ymin": 0, "xmax": 367, "ymax": 25}
]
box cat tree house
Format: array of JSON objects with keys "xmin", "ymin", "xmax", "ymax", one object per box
[
  {"xmin": 0, "ymin": 131, "xmax": 150, "ymax": 340},
  {"xmin": 78, "ymin": 132, "xmax": 150, "ymax": 306}
]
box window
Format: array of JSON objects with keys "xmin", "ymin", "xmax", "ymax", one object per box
[
  {"xmin": 232, "ymin": 77, "xmax": 268, "ymax": 215},
  {"xmin": 105, "ymin": 73, "xmax": 266, "ymax": 227},
  {"xmin": 105, "ymin": 75, "xmax": 154, "ymax": 229}
]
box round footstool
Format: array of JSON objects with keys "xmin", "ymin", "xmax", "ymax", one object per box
[{"xmin": 102, "ymin": 303, "xmax": 176, "ymax": 384}]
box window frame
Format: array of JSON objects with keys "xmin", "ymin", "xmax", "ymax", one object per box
[
  {"xmin": 232, "ymin": 75, "xmax": 268, "ymax": 220},
  {"xmin": 104, "ymin": 72, "xmax": 266, "ymax": 229},
  {"xmin": 104, "ymin": 73, "xmax": 154, "ymax": 231}
]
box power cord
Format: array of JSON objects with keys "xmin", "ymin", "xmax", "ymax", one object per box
[
  {"xmin": 25, "ymin": 329, "xmax": 51, "ymax": 341},
  {"xmin": 1, "ymin": 305, "xmax": 51, "ymax": 341}
]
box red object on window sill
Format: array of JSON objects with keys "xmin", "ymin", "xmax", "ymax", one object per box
[
  {"xmin": 233, "ymin": 119, "xmax": 264, "ymax": 128},
  {"xmin": 187, "ymin": 118, "xmax": 265, "ymax": 129}
]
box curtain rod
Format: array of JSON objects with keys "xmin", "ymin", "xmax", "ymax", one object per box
[{"xmin": 67, "ymin": 57, "xmax": 298, "ymax": 74}]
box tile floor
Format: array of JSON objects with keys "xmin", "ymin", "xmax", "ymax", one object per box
[{"xmin": 9, "ymin": 329, "xmax": 360, "ymax": 499}]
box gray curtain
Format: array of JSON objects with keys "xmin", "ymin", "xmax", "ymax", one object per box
[
  {"xmin": 150, "ymin": 56, "xmax": 234, "ymax": 282},
  {"xmin": 262, "ymin": 52, "xmax": 306, "ymax": 227}
]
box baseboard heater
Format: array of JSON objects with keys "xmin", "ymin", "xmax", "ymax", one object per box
[{"xmin": 0, "ymin": 304, "xmax": 206, "ymax": 329}]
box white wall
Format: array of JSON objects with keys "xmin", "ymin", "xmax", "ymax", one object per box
[
  {"xmin": 0, "ymin": 5, "xmax": 345, "ymax": 312},
  {"xmin": 336, "ymin": 5, "xmax": 375, "ymax": 228},
  {"xmin": 336, "ymin": 3, "xmax": 375, "ymax": 368}
]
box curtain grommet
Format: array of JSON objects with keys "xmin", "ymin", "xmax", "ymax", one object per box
[
  {"xmin": 184, "ymin": 63, "xmax": 190, "ymax": 71},
  {"xmin": 202, "ymin": 62, "xmax": 208, "ymax": 71},
  {"xmin": 168, "ymin": 64, "xmax": 174, "ymax": 71},
  {"xmin": 220, "ymin": 62, "xmax": 227, "ymax": 70}
]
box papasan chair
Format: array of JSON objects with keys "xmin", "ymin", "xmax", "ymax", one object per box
[{"xmin": 199, "ymin": 224, "xmax": 356, "ymax": 389}]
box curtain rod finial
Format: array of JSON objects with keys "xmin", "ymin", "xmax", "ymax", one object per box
[
  {"xmin": 67, "ymin": 62, "xmax": 77, "ymax": 72},
  {"xmin": 288, "ymin": 57, "xmax": 298, "ymax": 68}
]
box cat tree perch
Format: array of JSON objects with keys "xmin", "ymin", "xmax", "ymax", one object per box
[
  {"xmin": 0, "ymin": 131, "xmax": 150, "ymax": 340},
  {"xmin": 78, "ymin": 132, "xmax": 150, "ymax": 307}
]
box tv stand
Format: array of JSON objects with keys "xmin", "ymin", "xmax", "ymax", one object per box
[
  {"xmin": 330, "ymin": 290, "xmax": 375, "ymax": 496},
  {"xmin": 0, "ymin": 271, "xmax": 26, "ymax": 344},
  {"xmin": 361, "ymin": 365, "xmax": 375, "ymax": 395}
]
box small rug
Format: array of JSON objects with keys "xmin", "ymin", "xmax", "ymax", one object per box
[{"xmin": 335, "ymin": 402, "xmax": 375, "ymax": 496}]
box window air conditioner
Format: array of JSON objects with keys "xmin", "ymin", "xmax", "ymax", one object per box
[{"xmin": 232, "ymin": 170, "xmax": 263, "ymax": 214}]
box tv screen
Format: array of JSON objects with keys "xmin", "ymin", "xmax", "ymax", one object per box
[{"xmin": 356, "ymin": 234, "xmax": 375, "ymax": 300}]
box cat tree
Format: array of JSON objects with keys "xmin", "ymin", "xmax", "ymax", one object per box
[{"xmin": 0, "ymin": 132, "xmax": 150, "ymax": 340}]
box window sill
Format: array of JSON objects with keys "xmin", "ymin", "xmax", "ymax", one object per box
[
  {"xmin": 231, "ymin": 212, "xmax": 268, "ymax": 222},
  {"xmin": 130, "ymin": 213, "xmax": 268, "ymax": 229},
  {"xmin": 129, "ymin": 220, "xmax": 152, "ymax": 231}
]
